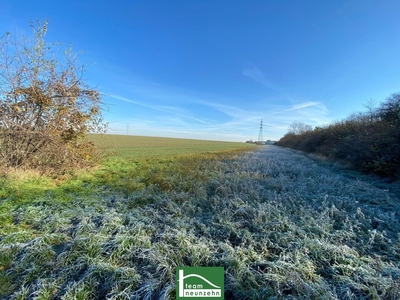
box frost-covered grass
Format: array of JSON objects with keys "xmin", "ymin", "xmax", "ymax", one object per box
[{"xmin": 1, "ymin": 146, "xmax": 400, "ymax": 299}]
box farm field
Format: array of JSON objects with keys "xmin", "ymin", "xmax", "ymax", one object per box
[
  {"xmin": 88, "ymin": 134, "xmax": 256, "ymax": 160},
  {"xmin": 1, "ymin": 141, "xmax": 400, "ymax": 299}
]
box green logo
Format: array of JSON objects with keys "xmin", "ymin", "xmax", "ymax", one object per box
[{"xmin": 176, "ymin": 267, "xmax": 224, "ymax": 299}]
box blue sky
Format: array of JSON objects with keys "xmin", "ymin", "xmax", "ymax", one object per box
[{"xmin": 1, "ymin": 1, "xmax": 400, "ymax": 141}]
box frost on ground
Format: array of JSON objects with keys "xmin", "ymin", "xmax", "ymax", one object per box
[{"xmin": 1, "ymin": 146, "xmax": 400, "ymax": 299}]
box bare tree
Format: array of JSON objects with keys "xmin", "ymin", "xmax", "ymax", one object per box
[
  {"xmin": 363, "ymin": 99, "xmax": 378, "ymax": 124},
  {"xmin": 287, "ymin": 121, "xmax": 312, "ymax": 135},
  {"xmin": 379, "ymin": 93, "xmax": 400, "ymax": 127},
  {"xmin": 0, "ymin": 20, "xmax": 106, "ymax": 171}
]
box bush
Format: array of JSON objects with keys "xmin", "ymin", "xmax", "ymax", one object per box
[{"xmin": 0, "ymin": 21, "xmax": 106, "ymax": 173}]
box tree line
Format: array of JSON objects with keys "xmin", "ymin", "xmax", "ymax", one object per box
[{"xmin": 276, "ymin": 94, "xmax": 400, "ymax": 178}]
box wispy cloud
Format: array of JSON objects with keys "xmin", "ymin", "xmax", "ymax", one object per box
[
  {"xmin": 102, "ymin": 81, "xmax": 333, "ymax": 141},
  {"xmin": 108, "ymin": 94, "xmax": 212, "ymax": 125},
  {"xmin": 283, "ymin": 101, "xmax": 328, "ymax": 113},
  {"xmin": 269, "ymin": 100, "xmax": 331, "ymax": 126},
  {"xmin": 196, "ymin": 98, "xmax": 332, "ymax": 135},
  {"xmin": 243, "ymin": 67, "xmax": 279, "ymax": 90}
]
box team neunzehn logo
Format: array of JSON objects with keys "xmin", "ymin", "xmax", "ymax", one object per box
[{"xmin": 176, "ymin": 267, "xmax": 224, "ymax": 299}]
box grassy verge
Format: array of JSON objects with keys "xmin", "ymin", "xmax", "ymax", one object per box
[
  {"xmin": 0, "ymin": 145, "xmax": 256, "ymax": 298},
  {"xmin": 0, "ymin": 135, "xmax": 255, "ymax": 233},
  {"xmin": 1, "ymin": 140, "xmax": 399, "ymax": 299}
]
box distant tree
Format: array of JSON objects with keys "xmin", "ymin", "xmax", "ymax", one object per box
[
  {"xmin": 0, "ymin": 20, "xmax": 106, "ymax": 171},
  {"xmin": 287, "ymin": 121, "xmax": 312, "ymax": 135}
]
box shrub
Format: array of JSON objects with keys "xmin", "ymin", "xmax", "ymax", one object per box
[{"xmin": 0, "ymin": 20, "xmax": 106, "ymax": 173}]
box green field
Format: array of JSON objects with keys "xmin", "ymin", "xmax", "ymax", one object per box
[{"xmin": 88, "ymin": 134, "xmax": 256, "ymax": 160}]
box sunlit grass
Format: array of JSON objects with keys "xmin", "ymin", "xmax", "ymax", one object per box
[{"xmin": 88, "ymin": 134, "xmax": 256, "ymax": 160}]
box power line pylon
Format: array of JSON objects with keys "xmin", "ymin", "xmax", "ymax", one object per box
[{"xmin": 258, "ymin": 119, "xmax": 263, "ymax": 144}]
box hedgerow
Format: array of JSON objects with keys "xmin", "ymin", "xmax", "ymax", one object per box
[{"xmin": 276, "ymin": 93, "xmax": 400, "ymax": 178}]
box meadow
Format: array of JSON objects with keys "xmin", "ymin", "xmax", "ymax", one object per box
[{"xmin": 1, "ymin": 136, "xmax": 399, "ymax": 299}]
